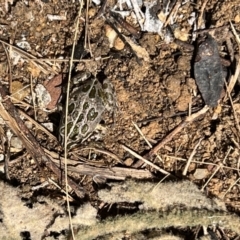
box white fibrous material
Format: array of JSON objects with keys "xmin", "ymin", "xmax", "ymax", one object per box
[{"xmin": 143, "ymin": 1, "xmax": 164, "ymax": 34}]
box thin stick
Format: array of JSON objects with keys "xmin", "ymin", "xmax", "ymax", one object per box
[
  {"xmin": 197, "ymin": 0, "xmax": 209, "ymax": 29},
  {"xmin": 164, "ymin": 0, "xmax": 181, "ymax": 27},
  {"xmin": 223, "ymin": 177, "xmax": 240, "ymax": 198},
  {"xmin": 147, "ymin": 106, "xmax": 209, "ymax": 157},
  {"xmin": 182, "ymin": 138, "xmax": 203, "ymax": 175},
  {"xmin": 4, "ymin": 130, "xmax": 12, "ymax": 180},
  {"xmin": 0, "ymin": 39, "xmax": 57, "ymax": 75},
  {"xmin": 224, "ymin": 80, "xmax": 240, "ymax": 136},
  {"xmin": 19, "ymin": 57, "xmax": 110, "ymax": 63},
  {"xmin": 30, "ymin": 75, "xmax": 37, "ymax": 120},
  {"xmin": 19, "ymin": 109, "xmax": 58, "ymax": 142},
  {"xmin": 64, "ymin": 2, "xmax": 84, "ymax": 239},
  {"xmin": 2, "ymin": 42, "xmax": 12, "ymax": 93},
  {"xmin": 200, "ymin": 165, "xmax": 221, "ymax": 191},
  {"xmin": 48, "ymin": 178, "xmax": 74, "ymax": 201},
  {"xmin": 74, "ymin": 147, "xmax": 123, "ymax": 164},
  {"xmin": 130, "ymin": 0, "xmax": 144, "ymax": 30},
  {"xmin": 165, "ymin": 154, "xmax": 240, "ymax": 172},
  {"xmin": 224, "ymin": 22, "xmax": 240, "ymax": 100},
  {"xmin": 121, "ymin": 144, "xmax": 171, "ymax": 176},
  {"xmin": 152, "ymin": 174, "xmax": 171, "ymax": 192},
  {"xmin": 132, "ymin": 121, "xmax": 163, "ymax": 163}
]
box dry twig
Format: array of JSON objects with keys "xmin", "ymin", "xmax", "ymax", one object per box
[
  {"xmin": 121, "ymin": 144, "xmax": 170, "ymax": 176},
  {"xmin": 163, "ymin": 0, "xmax": 181, "ymax": 27},
  {"xmin": 197, "ymin": 0, "xmax": 209, "ymax": 29},
  {"xmin": 146, "ymin": 106, "xmax": 209, "ymax": 158}
]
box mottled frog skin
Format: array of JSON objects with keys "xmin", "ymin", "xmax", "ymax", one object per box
[{"xmin": 59, "ymin": 72, "xmax": 116, "ymax": 149}]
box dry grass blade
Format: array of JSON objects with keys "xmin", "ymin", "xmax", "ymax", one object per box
[
  {"xmin": 163, "ymin": 0, "xmax": 181, "ymax": 27},
  {"xmin": 63, "ymin": 1, "xmax": 85, "ymax": 239},
  {"xmin": 0, "ymin": 39, "xmax": 58, "ymax": 75},
  {"xmin": 224, "ymin": 59, "xmax": 240, "ymax": 101},
  {"xmin": 121, "ymin": 144, "xmax": 170, "ymax": 176},
  {"xmin": 182, "ymin": 138, "xmax": 203, "ymax": 175},
  {"xmin": 224, "ymin": 79, "xmax": 240, "ymax": 137},
  {"xmin": 76, "ymin": 147, "xmax": 124, "ymax": 164},
  {"xmin": 223, "ymin": 177, "xmax": 240, "ymax": 198},
  {"xmin": 132, "ymin": 121, "xmax": 163, "ymax": 166},
  {"xmin": 197, "ymin": 0, "xmax": 209, "ymax": 29},
  {"xmin": 224, "ymin": 22, "xmax": 240, "ymax": 100},
  {"xmin": 18, "ymin": 109, "xmax": 58, "ymax": 142}
]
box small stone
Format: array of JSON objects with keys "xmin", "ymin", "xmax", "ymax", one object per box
[
  {"xmin": 193, "ymin": 168, "xmax": 209, "ymax": 180},
  {"xmin": 124, "ymin": 158, "xmax": 134, "ymax": 166},
  {"xmin": 11, "ymin": 137, "xmax": 23, "ymax": 149}
]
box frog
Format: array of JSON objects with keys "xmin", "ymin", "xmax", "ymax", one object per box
[{"xmin": 59, "ymin": 71, "xmax": 117, "ymax": 149}]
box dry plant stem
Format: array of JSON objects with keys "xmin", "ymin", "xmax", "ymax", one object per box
[
  {"xmin": 166, "ymin": 154, "xmax": 240, "ymax": 172},
  {"xmin": 64, "ymin": 2, "xmax": 85, "ymax": 239},
  {"xmin": 182, "ymin": 138, "xmax": 203, "ymax": 175},
  {"xmin": 29, "ymin": 57, "xmax": 110, "ymax": 62},
  {"xmin": 5, "ymin": 131, "xmax": 11, "ymax": 180},
  {"xmin": 62, "ymin": 163, "xmax": 153, "ymax": 180},
  {"xmin": 48, "ymin": 178, "xmax": 74, "ymax": 201},
  {"xmin": 1, "ymin": 130, "xmax": 10, "ymax": 180},
  {"xmin": 130, "ymin": 0, "xmax": 144, "ymax": 30},
  {"xmin": 201, "ymin": 144, "xmax": 232, "ymax": 191},
  {"xmin": 133, "ymin": 121, "xmax": 152, "ymax": 148},
  {"xmin": 30, "ymin": 74, "xmax": 37, "ymax": 120},
  {"xmin": 147, "ymin": 106, "xmax": 209, "ymax": 158},
  {"xmin": 238, "ymin": 155, "xmax": 240, "ymax": 175},
  {"xmin": 84, "ymin": 0, "xmax": 93, "ymax": 57},
  {"xmin": 0, "ymin": 152, "xmax": 28, "ymax": 167},
  {"xmin": 224, "ymin": 59, "xmax": 240, "ymax": 101},
  {"xmin": 230, "ymin": 21, "xmax": 240, "ymax": 44},
  {"xmin": 19, "ymin": 109, "xmax": 58, "ymax": 141},
  {"xmin": 76, "ymin": 147, "xmax": 123, "ymax": 164},
  {"xmin": 0, "ymin": 39, "xmax": 57, "ymax": 75},
  {"xmin": 44, "ymin": 148, "xmax": 153, "ymax": 179},
  {"xmin": 163, "ymin": 0, "xmax": 181, "ymax": 27},
  {"xmin": 197, "ymin": 0, "xmax": 208, "ymax": 29},
  {"xmin": 121, "ymin": 144, "xmax": 170, "ymax": 176},
  {"xmin": 84, "ymin": 0, "xmax": 89, "ymax": 49},
  {"xmin": 201, "ymin": 165, "xmax": 221, "ymax": 191},
  {"xmin": 2, "ymin": 42, "xmax": 12, "ymax": 93},
  {"xmin": 223, "ymin": 177, "xmax": 240, "ymax": 198},
  {"xmin": 224, "ymin": 80, "xmax": 240, "ymax": 136},
  {"xmin": 133, "ymin": 121, "xmax": 163, "ymax": 163},
  {"xmin": 0, "ymin": 83, "xmax": 84, "ymax": 198},
  {"xmin": 224, "ymin": 22, "xmax": 240, "ymax": 100},
  {"xmin": 95, "ymin": 0, "xmax": 107, "ymax": 18}
]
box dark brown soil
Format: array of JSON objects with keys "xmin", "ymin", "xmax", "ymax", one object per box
[{"xmin": 0, "ymin": 0, "xmax": 240, "ymax": 239}]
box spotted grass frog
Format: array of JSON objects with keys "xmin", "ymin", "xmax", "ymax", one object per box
[{"xmin": 59, "ymin": 72, "xmax": 116, "ymax": 149}]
